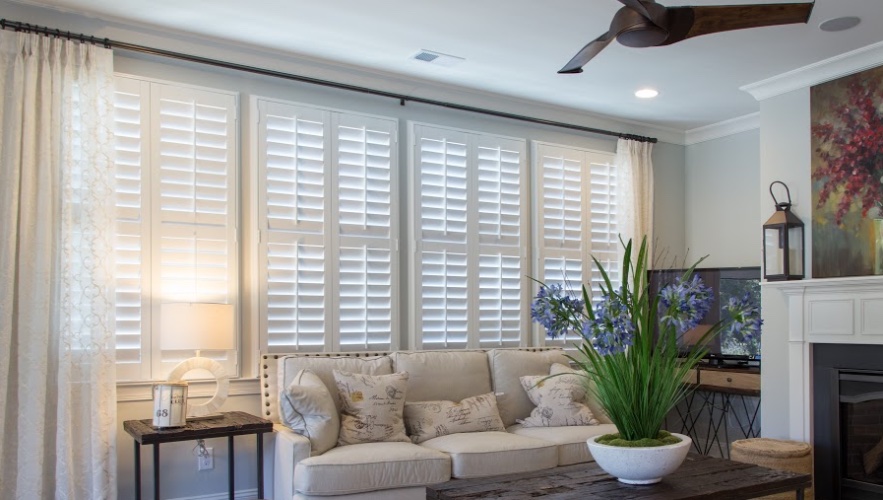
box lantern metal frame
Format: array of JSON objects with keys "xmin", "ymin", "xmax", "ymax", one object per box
[{"xmin": 763, "ymin": 181, "xmax": 805, "ymax": 281}]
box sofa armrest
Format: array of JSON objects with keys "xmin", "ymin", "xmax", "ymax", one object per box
[{"xmin": 274, "ymin": 424, "xmax": 312, "ymax": 500}]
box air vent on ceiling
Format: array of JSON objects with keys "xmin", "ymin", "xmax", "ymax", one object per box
[{"xmin": 411, "ymin": 50, "xmax": 465, "ymax": 68}]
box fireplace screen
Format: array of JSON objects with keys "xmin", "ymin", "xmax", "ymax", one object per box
[{"xmin": 841, "ymin": 372, "xmax": 883, "ymax": 487}]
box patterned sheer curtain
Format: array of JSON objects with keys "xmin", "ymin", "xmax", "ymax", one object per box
[
  {"xmin": 615, "ymin": 138, "xmax": 655, "ymax": 265},
  {"xmin": 0, "ymin": 31, "xmax": 117, "ymax": 499}
]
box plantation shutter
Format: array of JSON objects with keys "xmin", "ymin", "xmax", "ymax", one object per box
[
  {"xmin": 113, "ymin": 77, "xmax": 151, "ymax": 381},
  {"xmin": 412, "ymin": 124, "xmax": 527, "ymax": 349},
  {"xmin": 113, "ymin": 76, "xmax": 239, "ymax": 381},
  {"xmin": 333, "ymin": 113, "xmax": 398, "ymax": 351},
  {"xmin": 151, "ymin": 84, "xmax": 238, "ymax": 377},
  {"xmin": 257, "ymin": 99, "xmax": 398, "ymax": 352},
  {"xmin": 533, "ymin": 142, "xmax": 617, "ymax": 345}
]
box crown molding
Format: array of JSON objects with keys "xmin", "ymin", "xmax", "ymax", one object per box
[
  {"xmin": 741, "ymin": 40, "xmax": 883, "ymax": 101},
  {"xmin": 684, "ymin": 112, "xmax": 759, "ymax": 145}
]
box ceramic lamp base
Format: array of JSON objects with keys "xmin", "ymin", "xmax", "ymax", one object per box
[{"xmin": 166, "ymin": 356, "xmax": 229, "ymax": 418}]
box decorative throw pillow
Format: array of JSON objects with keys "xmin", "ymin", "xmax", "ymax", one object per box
[
  {"xmin": 333, "ymin": 370, "xmax": 410, "ymax": 445},
  {"xmin": 280, "ymin": 369, "xmax": 340, "ymax": 454},
  {"xmin": 517, "ymin": 363, "xmax": 599, "ymax": 427},
  {"xmin": 404, "ymin": 392, "xmax": 506, "ymax": 444}
]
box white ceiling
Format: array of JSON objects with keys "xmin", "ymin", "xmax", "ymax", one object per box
[{"xmin": 14, "ymin": 0, "xmax": 883, "ymax": 130}]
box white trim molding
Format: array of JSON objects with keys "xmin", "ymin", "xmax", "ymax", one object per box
[
  {"xmin": 685, "ymin": 112, "xmax": 759, "ymax": 145},
  {"xmin": 117, "ymin": 377, "xmax": 261, "ymax": 403},
  {"xmin": 766, "ymin": 275, "xmax": 883, "ymax": 442},
  {"xmin": 741, "ymin": 40, "xmax": 883, "ymax": 101}
]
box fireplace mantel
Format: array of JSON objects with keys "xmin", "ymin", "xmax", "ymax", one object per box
[{"xmin": 765, "ymin": 275, "xmax": 883, "ymax": 442}]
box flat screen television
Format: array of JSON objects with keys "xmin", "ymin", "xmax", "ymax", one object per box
[{"xmin": 647, "ymin": 267, "xmax": 761, "ymax": 361}]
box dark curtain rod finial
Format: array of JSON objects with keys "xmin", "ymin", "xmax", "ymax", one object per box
[{"xmin": 0, "ymin": 17, "xmax": 658, "ymax": 144}]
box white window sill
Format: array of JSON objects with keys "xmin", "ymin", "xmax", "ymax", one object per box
[{"xmin": 116, "ymin": 377, "xmax": 261, "ymax": 403}]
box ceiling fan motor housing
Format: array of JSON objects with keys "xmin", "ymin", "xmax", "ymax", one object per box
[{"xmin": 613, "ymin": 5, "xmax": 670, "ymax": 47}]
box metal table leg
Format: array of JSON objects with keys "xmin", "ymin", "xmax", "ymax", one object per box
[
  {"xmin": 228, "ymin": 435, "xmax": 235, "ymax": 500},
  {"xmin": 134, "ymin": 441, "xmax": 141, "ymax": 500},
  {"xmin": 153, "ymin": 443, "xmax": 160, "ymax": 500},
  {"xmin": 797, "ymin": 487, "xmax": 805, "ymax": 500},
  {"xmin": 257, "ymin": 433, "xmax": 265, "ymax": 499}
]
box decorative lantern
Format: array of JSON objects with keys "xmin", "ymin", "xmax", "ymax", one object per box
[{"xmin": 763, "ymin": 181, "xmax": 804, "ymax": 281}]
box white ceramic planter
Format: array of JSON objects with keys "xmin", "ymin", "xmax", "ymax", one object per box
[{"xmin": 586, "ymin": 432, "xmax": 692, "ymax": 484}]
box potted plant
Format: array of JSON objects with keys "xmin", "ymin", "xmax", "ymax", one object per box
[{"xmin": 530, "ymin": 237, "xmax": 762, "ymax": 484}]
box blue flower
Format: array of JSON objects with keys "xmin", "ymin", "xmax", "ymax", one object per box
[
  {"xmin": 530, "ymin": 283, "xmax": 584, "ymax": 339},
  {"xmin": 723, "ymin": 292, "xmax": 763, "ymax": 342},
  {"xmin": 659, "ymin": 276, "xmax": 713, "ymax": 335},
  {"xmin": 582, "ymin": 290, "xmax": 635, "ymax": 355}
]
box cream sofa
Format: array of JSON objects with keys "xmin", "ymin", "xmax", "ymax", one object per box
[{"xmin": 261, "ymin": 347, "xmax": 616, "ymax": 500}]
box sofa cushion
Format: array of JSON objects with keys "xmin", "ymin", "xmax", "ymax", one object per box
[
  {"xmin": 279, "ymin": 355, "xmax": 393, "ymax": 413},
  {"xmin": 393, "ymin": 350, "xmax": 491, "ymax": 403},
  {"xmin": 294, "ymin": 442, "xmax": 451, "ymax": 496},
  {"xmin": 419, "ymin": 431, "xmax": 557, "ymax": 478},
  {"xmin": 487, "ymin": 349, "xmax": 570, "ymax": 426},
  {"xmin": 508, "ymin": 423, "xmax": 619, "ymax": 465},
  {"xmin": 404, "ymin": 392, "xmax": 506, "ymax": 444},
  {"xmin": 280, "ymin": 369, "xmax": 340, "ymax": 454},
  {"xmin": 334, "ymin": 370, "xmax": 410, "ymax": 445},
  {"xmin": 518, "ymin": 363, "xmax": 599, "ymax": 427}
]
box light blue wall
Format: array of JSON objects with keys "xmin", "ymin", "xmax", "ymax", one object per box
[{"xmin": 685, "ymin": 129, "xmax": 761, "ymax": 268}]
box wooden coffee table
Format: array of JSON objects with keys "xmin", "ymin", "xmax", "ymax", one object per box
[{"xmin": 426, "ymin": 454, "xmax": 811, "ymax": 499}]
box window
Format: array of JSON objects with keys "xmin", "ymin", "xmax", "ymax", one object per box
[
  {"xmin": 113, "ymin": 76, "xmax": 239, "ymax": 381},
  {"xmin": 410, "ymin": 124, "xmax": 527, "ymax": 349},
  {"xmin": 532, "ymin": 142, "xmax": 619, "ymax": 346},
  {"xmin": 256, "ymin": 98, "xmax": 399, "ymax": 352}
]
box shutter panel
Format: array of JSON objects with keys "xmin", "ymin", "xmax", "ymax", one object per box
[
  {"xmin": 113, "ymin": 77, "xmax": 150, "ymax": 381},
  {"xmin": 257, "ymin": 100, "xmax": 399, "ymax": 352},
  {"xmin": 259, "ymin": 101, "xmax": 331, "ymax": 352},
  {"xmin": 152, "ymin": 84, "xmax": 238, "ymax": 377},
  {"xmin": 533, "ymin": 143, "xmax": 617, "ymax": 347},
  {"xmin": 412, "ymin": 124, "xmax": 527, "ymax": 349},
  {"xmin": 333, "ymin": 113, "xmax": 398, "ymax": 351},
  {"xmin": 475, "ymin": 137, "xmax": 526, "ymax": 347}
]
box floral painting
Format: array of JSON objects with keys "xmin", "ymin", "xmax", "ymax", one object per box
[{"xmin": 811, "ymin": 66, "xmax": 883, "ymax": 278}]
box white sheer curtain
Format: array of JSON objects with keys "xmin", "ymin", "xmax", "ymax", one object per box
[
  {"xmin": 0, "ymin": 31, "xmax": 117, "ymax": 499},
  {"xmin": 615, "ymin": 138, "xmax": 655, "ymax": 265}
]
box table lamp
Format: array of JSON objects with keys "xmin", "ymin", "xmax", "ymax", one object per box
[{"xmin": 161, "ymin": 303, "xmax": 235, "ymax": 419}]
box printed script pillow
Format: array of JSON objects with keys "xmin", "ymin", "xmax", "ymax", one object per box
[
  {"xmin": 333, "ymin": 370, "xmax": 410, "ymax": 445},
  {"xmin": 280, "ymin": 369, "xmax": 340, "ymax": 454},
  {"xmin": 517, "ymin": 363, "xmax": 599, "ymax": 427},
  {"xmin": 404, "ymin": 392, "xmax": 506, "ymax": 444}
]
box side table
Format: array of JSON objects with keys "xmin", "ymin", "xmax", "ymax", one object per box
[{"xmin": 123, "ymin": 411, "xmax": 273, "ymax": 500}]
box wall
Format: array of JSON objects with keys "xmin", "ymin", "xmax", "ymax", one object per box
[
  {"xmin": 685, "ymin": 130, "xmax": 761, "ymax": 268},
  {"xmin": 0, "ymin": 2, "xmax": 689, "ymax": 498}
]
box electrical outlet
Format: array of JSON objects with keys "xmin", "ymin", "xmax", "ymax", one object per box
[{"xmin": 198, "ymin": 447, "xmax": 213, "ymax": 471}]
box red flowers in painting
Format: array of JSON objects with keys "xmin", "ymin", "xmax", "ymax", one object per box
[{"xmin": 812, "ymin": 73, "xmax": 883, "ymax": 225}]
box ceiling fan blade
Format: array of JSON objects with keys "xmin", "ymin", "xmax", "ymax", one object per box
[
  {"xmin": 663, "ymin": 2, "xmax": 813, "ymax": 44},
  {"xmin": 558, "ymin": 33, "xmax": 615, "ymax": 74}
]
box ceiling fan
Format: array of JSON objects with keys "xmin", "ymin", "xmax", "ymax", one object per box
[{"xmin": 559, "ymin": 0, "xmax": 814, "ymax": 74}]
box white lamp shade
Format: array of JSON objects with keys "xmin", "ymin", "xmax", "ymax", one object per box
[{"xmin": 160, "ymin": 303, "xmax": 235, "ymax": 351}]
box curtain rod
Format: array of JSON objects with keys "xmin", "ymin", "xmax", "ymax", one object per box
[{"xmin": 0, "ymin": 18, "xmax": 658, "ymax": 144}]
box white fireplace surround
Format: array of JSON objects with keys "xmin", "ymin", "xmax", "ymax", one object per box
[{"xmin": 766, "ymin": 275, "xmax": 883, "ymax": 443}]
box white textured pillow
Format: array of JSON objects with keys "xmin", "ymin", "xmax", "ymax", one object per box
[
  {"xmin": 404, "ymin": 392, "xmax": 506, "ymax": 444},
  {"xmin": 517, "ymin": 363, "xmax": 599, "ymax": 427},
  {"xmin": 280, "ymin": 369, "xmax": 340, "ymax": 454},
  {"xmin": 333, "ymin": 370, "xmax": 411, "ymax": 445}
]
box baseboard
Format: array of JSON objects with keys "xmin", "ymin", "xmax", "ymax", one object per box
[{"xmin": 168, "ymin": 488, "xmax": 258, "ymax": 500}]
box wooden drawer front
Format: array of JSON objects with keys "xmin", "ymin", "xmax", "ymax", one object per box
[
  {"xmin": 700, "ymin": 370, "xmax": 760, "ymax": 392},
  {"xmin": 683, "ymin": 369, "xmax": 699, "ymax": 385}
]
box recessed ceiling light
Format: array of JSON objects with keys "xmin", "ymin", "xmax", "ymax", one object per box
[
  {"xmin": 635, "ymin": 88, "xmax": 659, "ymax": 99},
  {"xmin": 819, "ymin": 16, "xmax": 861, "ymax": 32}
]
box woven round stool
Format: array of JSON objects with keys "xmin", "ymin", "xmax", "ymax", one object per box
[{"xmin": 730, "ymin": 438, "xmax": 813, "ymax": 499}]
